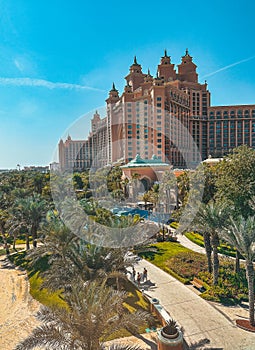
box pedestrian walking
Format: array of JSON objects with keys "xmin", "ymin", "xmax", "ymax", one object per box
[
  {"xmin": 143, "ymin": 267, "xmax": 148, "ymax": 281},
  {"xmin": 137, "ymin": 272, "xmax": 141, "ymax": 287}
]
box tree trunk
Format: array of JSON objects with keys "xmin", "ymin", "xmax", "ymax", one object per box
[
  {"xmin": 26, "ymin": 233, "xmax": 30, "ymax": 250},
  {"xmin": 203, "ymin": 231, "xmax": 212, "ymax": 273},
  {"xmin": 246, "ymin": 261, "xmax": 255, "ymax": 326},
  {"xmin": 31, "ymin": 225, "xmax": 37, "ymax": 248},
  {"xmin": 4, "ymin": 242, "xmax": 10, "ymax": 255},
  {"xmin": 12, "ymin": 233, "xmax": 16, "ymax": 250},
  {"xmin": 211, "ymin": 233, "xmax": 219, "ymax": 285},
  {"xmin": 235, "ymin": 250, "xmax": 241, "ymax": 274}
]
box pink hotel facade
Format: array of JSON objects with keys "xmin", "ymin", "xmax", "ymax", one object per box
[{"xmin": 59, "ymin": 50, "xmax": 255, "ymax": 171}]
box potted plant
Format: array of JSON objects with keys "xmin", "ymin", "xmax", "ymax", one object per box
[
  {"xmin": 161, "ymin": 319, "xmax": 179, "ymax": 339},
  {"xmin": 157, "ymin": 318, "xmax": 184, "ymax": 350}
]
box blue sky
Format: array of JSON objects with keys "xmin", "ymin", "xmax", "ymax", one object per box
[{"xmin": 0, "ymin": 0, "xmax": 255, "ymax": 169}]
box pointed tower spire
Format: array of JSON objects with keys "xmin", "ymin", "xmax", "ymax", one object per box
[
  {"xmin": 134, "ymin": 55, "xmax": 138, "ymax": 65},
  {"xmin": 112, "ymin": 82, "xmax": 116, "ymax": 91},
  {"xmin": 148, "ymin": 68, "xmax": 151, "ymax": 76},
  {"xmin": 185, "ymin": 48, "xmax": 189, "ymax": 56},
  {"xmin": 164, "ymin": 49, "xmax": 168, "ymax": 57}
]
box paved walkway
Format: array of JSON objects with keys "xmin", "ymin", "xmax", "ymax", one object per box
[
  {"xmin": 132, "ymin": 259, "xmax": 255, "ymax": 350},
  {"xmin": 175, "ymin": 232, "xmax": 206, "ymax": 254}
]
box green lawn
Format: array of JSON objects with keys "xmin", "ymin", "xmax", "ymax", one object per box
[{"xmin": 8, "ymin": 251, "xmax": 67, "ymax": 309}]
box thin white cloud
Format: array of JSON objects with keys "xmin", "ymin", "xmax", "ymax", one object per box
[
  {"xmin": 202, "ymin": 55, "xmax": 255, "ymax": 79},
  {"xmin": 14, "ymin": 59, "xmax": 24, "ymax": 72},
  {"xmin": 0, "ymin": 77, "xmax": 105, "ymax": 92}
]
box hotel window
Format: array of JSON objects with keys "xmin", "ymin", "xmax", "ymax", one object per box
[
  {"xmin": 157, "ymin": 103, "xmax": 161, "ymax": 107},
  {"xmin": 127, "ymin": 108, "xmax": 132, "ymax": 113},
  {"xmin": 157, "ymin": 97, "xmax": 162, "ymax": 101},
  {"xmin": 216, "ymin": 111, "xmax": 221, "ymax": 119},
  {"xmin": 144, "ymin": 100, "xmax": 148, "ymax": 104},
  {"xmin": 128, "ymin": 131, "xmax": 132, "ymax": 134},
  {"xmin": 238, "ymin": 110, "xmax": 243, "ymax": 118},
  {"xmin": 128, "ymin": 125, "xmax": 132, "ymax": 129}
]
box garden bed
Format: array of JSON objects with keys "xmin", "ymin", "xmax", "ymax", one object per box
[{"xmin": 140, "ymin": 242, "xmax": 249, "ymax": 304}]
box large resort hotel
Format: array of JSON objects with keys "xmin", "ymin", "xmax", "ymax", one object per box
[{"xmin": 59, "ymin": 49, "xmax": 255, "ymax": 172}]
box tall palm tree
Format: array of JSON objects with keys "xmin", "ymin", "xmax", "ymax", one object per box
[
  {"xmin": 219, "ymin": 215, "xmax": 255, "ymax": 326},
  {"xmin": 28, "ymin": 217, "xmax": 135, "ymax": 292},
  {"xmin": 0, "ymin": 209, "xmax": 10, "ymax": 255},
  {"xmin": 12, "ymin": 194, "xmax": 47, "ymax": 248},
  {"xmin": 191, "ymin": 202, "xmax": 227, "ymax": 285},
  {"xmin": 15, "ymin": 281, "xmax": 149, "ymax": 350}
]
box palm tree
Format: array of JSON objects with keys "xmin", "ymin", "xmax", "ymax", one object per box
[
  {"xmin": 15, "ymin": 281, "xmax": 150, "ymax": 350},
  {"xmin": 219, "ymin": 215, "xmax": 255, "ymax": 326},
  {"xmin": 191, "ymin": 202, "xmax": 227, "ymax": 285},
  {"xmin": 12, "ymin": 194, "xmax": 47, "ymax": 248},
  {"xmin": 0, "ymin": 209, "xmax": 10, "ymax": 255},
  {"xmin": 28, "ymin": 217, "xmax": 135, "ymax": 292}
]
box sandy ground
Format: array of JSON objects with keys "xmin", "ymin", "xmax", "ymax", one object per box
[{"xmin": 0, "ymin": 256, "xmax": 41, "ymax": 350}]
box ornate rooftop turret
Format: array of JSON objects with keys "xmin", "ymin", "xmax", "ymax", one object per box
[
  {"xmin": 177, "ymin": 49, "xmax": 198, "ymax": 83},
  {"xmin": 125, "ymin": 56, "xmax": 145, "ymax": 91},
  {"xmin": 144, "ymin": 68, "xmax": 153, "ymax": 83},
  {"xmin": 106, "ymin": 82, "xmax": 119, "ymax": 103},
  {"xmin": 157, "ymin": 49, "xmax": 176, "ymax": 81}
]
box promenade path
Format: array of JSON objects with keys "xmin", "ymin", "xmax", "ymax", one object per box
[
  {"xmin": 175, "ymin": 232, "xmax": 206, "ymax": 254},
  {"xmin": 133, "ymin": 258, "xmax": 255, "ymax": 350}
]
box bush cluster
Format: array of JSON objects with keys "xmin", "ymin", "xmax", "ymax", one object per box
[{"xmin": 167, "ymin": 251, "xmax": 207, "ymax": 280}]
